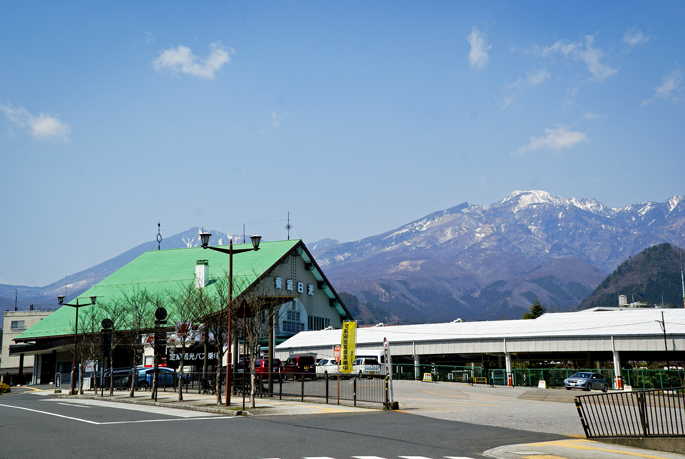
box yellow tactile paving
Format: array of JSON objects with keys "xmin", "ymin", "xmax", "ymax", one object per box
[{"xmin": 524, "ymin": 439, "xmax": 675, "ymax": 459}]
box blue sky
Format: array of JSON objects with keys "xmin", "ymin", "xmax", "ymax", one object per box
[{"xmin": 2, "ymin": 1, "xmax": 684, "ymax": 287}]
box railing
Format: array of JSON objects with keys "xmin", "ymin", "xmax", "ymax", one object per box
[
  {"xmin": 96, "ymin": 370, "xmax": 389, "ymax": 406},
  {"xmin": 575, "ymin": 388, "xmax": 685, "ymax": 438},
  {"xmin": 273, "ymin": 372, "xmax": 388, "ymax": 406}
]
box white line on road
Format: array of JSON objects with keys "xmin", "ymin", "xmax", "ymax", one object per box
[
  {"xmin": 1, "ymin": 402, "xmax": 235, "ymax": 425},
  {"xmin": 41, "ymin": 398, "xmax": 218, "ymax": 417},
  {"xmin": 0, "ymin": 403, "xmax": 100, "ymax": 425}
]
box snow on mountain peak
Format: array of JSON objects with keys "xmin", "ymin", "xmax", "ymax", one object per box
[
  {"xmin": 495, "ymin": 190, "xmax": 612, "ymax": 216},
  {"xmin": 498, "ymin": 190, "xmax": 565, "ymax": 212},
  {"xmin": 668, "ymin": 196, "xmax": 684, "ymax": 213}
]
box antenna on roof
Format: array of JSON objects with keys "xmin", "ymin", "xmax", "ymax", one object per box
[
  {"xmin": 285, "ymin": 211, "xmax": 293, "ymax": 240},
  {"xmin": 157, "ymin": 222, "xmax": 163, "ymax": 250}
]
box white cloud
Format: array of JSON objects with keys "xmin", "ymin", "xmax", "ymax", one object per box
[
  {"xmin": 514, "ymin": 125, "xmax": 588, "ymax": 156},
  {"xmin": 623, "ymin": 29, "xmax": 649, "ymax": 47},
  {"xmin": 526, "ymin": 68, "xmax": 551, "ymax": 86},
  {"xmin": 270, "ymin": 111, "xmax": 286, "ymax": 127},
  {"xmin": 467, "ymin": 27, "xmax": 491, "ymax": 69},
  {"xmin": 153, "ymin": 42, "xmax": 234, "ymax": 79},
  {"xmin": 0, "ymin": 103, "xmax": 70, "ymax": 141},
  {"xmin": 145, "ymin": 31, "xmax": 155, "ymax": 44},
  {"xmin": 540, "ymin": 35, "xmax": 617, "ymax": 81},
  {"xmin": 502, "ymin": 68, "xmax": 550, "ymax": 108},
  {"xmin": 582, "ymin": 112, "xmax": 606, "ymax": 120},
  {"xmin": 641, "ymin": 69, "xmax": 684, "ymax": 107}
]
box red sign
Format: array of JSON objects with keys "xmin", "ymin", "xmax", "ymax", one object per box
[{"xmin": 334, "ymin": 345, "xmax": 341, "ymax": 362}]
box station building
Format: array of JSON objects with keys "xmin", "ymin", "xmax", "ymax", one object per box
[{"xmin": 11, "ymin": 239, "xmax": 351, "ymax": 384}]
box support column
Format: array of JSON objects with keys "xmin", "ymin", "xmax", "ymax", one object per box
[
  {"xmin": 18, "ymin": 354, "xmax": 24, "ymax": 385},
  {"xmin": 612, "ymin": 336, "xmax": 622, "ymax": 390},
  {"xmin": 414, "ymin": 355, "xmax": 420, "ymax": 381},
  {"xmin": 505, "ymin": 353, "xmax": 513, "ymax": 386}
]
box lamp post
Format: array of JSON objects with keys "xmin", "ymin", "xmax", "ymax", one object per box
[
  {"xmin": 57, "ymin": 295, "xmax": 97, "ymax": 395},
  {"xmin": 200, "ymin": 231, "xmax": 261, "ymax": 407}
]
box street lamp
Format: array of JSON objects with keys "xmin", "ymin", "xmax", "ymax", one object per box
[
  {"xmin": 200, "ymin": 230, "xmax": 261, "ymax": 406},
  {"xmin": 57, "ymin": 294, "xmax": 97, "ymax": 395}
]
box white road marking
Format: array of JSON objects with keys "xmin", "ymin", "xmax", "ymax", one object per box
[
  {"xmin": 0, "ymin": 403, "xmax": 100, "ymax": 425},
  {"xmin": 42, "ymin": 398, "xmax": 218, "ymax": 417}
]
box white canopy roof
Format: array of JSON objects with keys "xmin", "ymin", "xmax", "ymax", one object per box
[{"xmin": 276, "ymin": 308, "xmax": 685, "ymax": 356}]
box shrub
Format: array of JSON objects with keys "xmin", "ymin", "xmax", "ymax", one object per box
[{"xmin": 0, "ymin": 382, "xmax": 10, "ymax": 394}]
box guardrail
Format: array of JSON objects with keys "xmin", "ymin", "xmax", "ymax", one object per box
[{"xmin": 575, "ymin": 388, "xmax": 685, "ymax": 438}]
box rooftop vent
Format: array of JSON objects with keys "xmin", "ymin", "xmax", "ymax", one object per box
[
  {"xmin": 452, "ymin": 318, "xmax": 464, "ymax": 323},
  {"xmin": 374, "ymin": 323, "xmax": 385, "ymax": 327}
]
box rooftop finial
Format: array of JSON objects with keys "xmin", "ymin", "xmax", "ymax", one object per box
[
  {"xmin": 157, "ymin": 222, "xmax": 163, "ymax": 250},
  {"xmin": 285, "ymin": 211, "xmax": 293, "ymax": 240}
]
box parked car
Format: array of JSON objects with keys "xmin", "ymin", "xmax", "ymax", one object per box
[
  {"xmin": 564, "ymin": 372, "xmax": 608, "ymax": 392},
  {"xmin": 283, "ymin": 355, "xmax": 316, "ymax": 380},
  {"xmin": 316, "ymin": 358, "xmax": 339, "ymax": 376},
  {"xmin": 254, "ymin": 358, "xmax": 282, "ymax": 376},
  {"xmin": 134, "ymin": 367, "xmax": 188, "ymax": 390},
  {"xmin": 353, "ymin": 358, "xmax": 381, "ymax": 377}
]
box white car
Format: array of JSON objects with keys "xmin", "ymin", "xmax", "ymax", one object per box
[
  {"xmin": 316, "ymin": 358, "xmax": 340, "ymax": 376},
  {"xmin": 353, "ymin": 358, "xmax": 381, "ymax": 377}
]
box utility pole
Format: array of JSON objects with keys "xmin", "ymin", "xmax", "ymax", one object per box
[{"xmin": 657, "ymin": 311, "xmax": 672, "ymax": 387}]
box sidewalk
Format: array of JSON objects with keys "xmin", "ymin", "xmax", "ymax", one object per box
[
  {"xmin": 485, "ymin": 438, "xmax": 685, "ymax": 459},
  {"xmin": 25, "ymin": 384, "xmax": 374, "ymax": 416}
]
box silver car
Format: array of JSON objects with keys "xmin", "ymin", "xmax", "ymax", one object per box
[{"xmin": 564, "ymin": 372, "xmax": 608, "ymax": 392}]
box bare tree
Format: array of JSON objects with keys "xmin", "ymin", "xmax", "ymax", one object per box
[
  {"xmin": 120, "ymin": 287, "xmax": 156, "ymax": 397},
  {"xmin": 65, "ymin": 305, "xmax": 103, "ymax": 395},
  {"xmin": 234, "ymin": 274, "xmax": 290, "ymax": 409},
  {"xmin": 191, "ymin": 277, "xmax": 229, "ymax": 405},
  {"xmin": 166, "ymin": 281, "xmax": 198, "ymax": 401}
]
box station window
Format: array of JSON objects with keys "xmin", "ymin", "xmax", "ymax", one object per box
[{"xmin": 307, "ymin": 316, "xmax": 330, "ymax": 331}]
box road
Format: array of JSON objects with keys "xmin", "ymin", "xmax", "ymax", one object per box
[{"xmin": 0, "ymin": 390, "xmax": 562, "ymax": 459}]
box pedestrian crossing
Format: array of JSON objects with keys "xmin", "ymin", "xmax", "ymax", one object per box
[{"xmin": 260, "ymin": 456, "xmax": 475, "ymax": 459}]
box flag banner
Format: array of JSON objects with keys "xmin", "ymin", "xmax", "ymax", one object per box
[{"xmin": 340, "ymin": 321, "xmax": 356, "ymax": 373}]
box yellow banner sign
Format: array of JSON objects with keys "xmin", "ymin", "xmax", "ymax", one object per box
[{"xmin": 340, "ymin": 321, "xmax": 356, "ymax": 373}]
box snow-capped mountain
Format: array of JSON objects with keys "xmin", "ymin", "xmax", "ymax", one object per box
[{"xmin": 312, "ymin": 191, "xmax": 685, "ymax": 322}]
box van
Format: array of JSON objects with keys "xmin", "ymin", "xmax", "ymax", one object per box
[
  {"xmin": 355, "ymin": 350, "xmax": 388, "ymax": 374},
  {"xmin": 283, "ymin": 354, "xmax": 316, "ymax": 380}
]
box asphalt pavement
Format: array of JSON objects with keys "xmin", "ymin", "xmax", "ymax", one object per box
[{"xmin": 3, "ymin": 381, "xmax": 683, "ymax": 459}]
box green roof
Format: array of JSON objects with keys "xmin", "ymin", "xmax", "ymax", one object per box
[{"xmin": 17, "ymin": 240, "xmax": 301, "ymax": 341}]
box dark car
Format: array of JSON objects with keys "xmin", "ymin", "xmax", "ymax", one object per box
[
  {"xmin": 564, "ymin": 372, "xmax": 608, "ymax": 392},
  {"xmin": 134, "ymin": 367, "xmax": 187, "ymax": 390},
  {"xmin": 283, "ymin": 355, "xmax": 316, "ymax": 380}
]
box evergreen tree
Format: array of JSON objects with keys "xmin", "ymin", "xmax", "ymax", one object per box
[{"xmin": 523, "ymin": 298, "xmax": 546, "ymax": 319}]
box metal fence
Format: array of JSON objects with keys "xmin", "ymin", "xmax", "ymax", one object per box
[
  {"xmin": 271, "ymin": 372, "xmax": 388, "ymax": 406},
  {"xmin": 575, "ymin": 388, "xmax": 685, "ymax": 438},
  {"xmin": 98, "ymin": 369, "xmax": 389, "ymax": 406}
]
